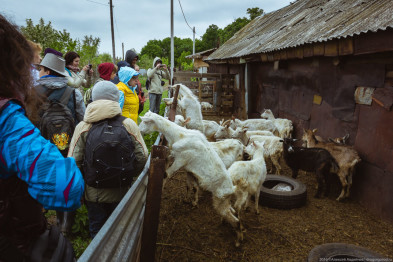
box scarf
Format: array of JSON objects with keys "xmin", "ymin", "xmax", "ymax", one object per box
[{"xmin": 66, "ymin": 65, "xmax": 80, "ymax": 74}]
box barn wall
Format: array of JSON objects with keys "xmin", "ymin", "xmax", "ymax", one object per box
[{"xmin": 208, "ymin": 52, "xmax": 393, "ymax": 223}]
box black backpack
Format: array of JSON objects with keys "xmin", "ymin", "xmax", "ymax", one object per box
[
  {"xmin": 83, "ymin": 115, "xmax": 136, "ymax": 188},
  {"xmin": 38, "ymin": 86, "xmax": 76, "ymax": 157}
]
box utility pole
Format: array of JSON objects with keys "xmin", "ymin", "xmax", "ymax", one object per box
[
  {"xmin": 192, "ymin": 26, "xmax": 195, "ymax": 64},
  {"xmin": 122, "ymin": 42, "xmax": 124, "ymax": 60},
  {"xmin": 109, "ymin": 0, "xmax": 116, "ymax": 64},
  {"xmin": 170, "ymin": 0, "xmax": 174, "ymax": 86}
]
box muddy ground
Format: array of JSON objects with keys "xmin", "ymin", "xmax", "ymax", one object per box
[{"xmin": 155, "ymin": 155, "xmax": 393, "ymax": 261}]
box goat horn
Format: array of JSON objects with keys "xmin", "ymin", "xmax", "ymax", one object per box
[{"xmin": 222, "ymin": 119, "xmax": 231, "ymax": 127}]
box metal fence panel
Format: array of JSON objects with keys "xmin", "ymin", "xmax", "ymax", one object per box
[{"xmin": 78, "ymin": 135, "xmax": 161, "ymax": 262}]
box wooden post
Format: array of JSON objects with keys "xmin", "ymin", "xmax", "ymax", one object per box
[
  {"xmin": 168, "ymin": 85, "xmax": 180, "ymax": 122},
  {"xmin": 140, "ymin": 145, "xmax": 167, "ymax": 262}
]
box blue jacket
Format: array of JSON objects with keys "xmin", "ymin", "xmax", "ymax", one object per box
[{"xmin": 0, "ymin": 101, "xmax": 84, "ymax": 211}]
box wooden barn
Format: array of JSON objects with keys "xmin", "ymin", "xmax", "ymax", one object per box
[{"xmin": 205, "ymin": 0, "xmax": 393, "ymax": 222}]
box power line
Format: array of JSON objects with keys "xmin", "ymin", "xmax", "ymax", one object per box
[
  {"xmin": 177, "ymin": 0, "xmax": 193, "ymax": 32},
  {"xmin": 85, "ymin": 0, "xmax": 108, "ymax": 6}
]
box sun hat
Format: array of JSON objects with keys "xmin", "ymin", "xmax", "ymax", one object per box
[{"xmin": 40, "ymin": 53, "xmax": 68, "ymax": 77}]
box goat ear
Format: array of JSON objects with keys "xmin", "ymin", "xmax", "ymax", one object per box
[
  {"xmin": 184, "ymin": 117, "xmax": 191, "ymax": 124},
  {"xmin": 312, "ymin": 128, "xmax": 318, "ymax": 134},
  {"xmin": 231, "ymin": 115, "xmax": 236, "ymax": 120},
  {"xmin": 292, "ymin": 138, "xmax": 298, "ymax": 142},
  {"xmin": 344, "ymin": 133, "xmax": 350, "ymax": 140}
]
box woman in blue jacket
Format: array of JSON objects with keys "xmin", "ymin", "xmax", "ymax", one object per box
[{"xmin": 0, "ymin": 15, "xmax": 84, "ymax": 261}]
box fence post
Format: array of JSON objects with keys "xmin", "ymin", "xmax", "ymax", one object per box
[{"xmin": 140, "ymin": 145, "xmax": 167, "ymax": 262}]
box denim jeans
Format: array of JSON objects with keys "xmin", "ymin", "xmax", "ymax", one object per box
[
  {"xmin": 149, "ymin": 93, "xmax": 162, "ymax": 114},
  {"xmin": 85, "ymin": 201, "xmax": 119, "ymax": 239}
]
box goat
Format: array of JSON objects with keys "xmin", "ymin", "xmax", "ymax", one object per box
[
  {"xmin": 201, "ymin": 102, "xmax": 213, "ymax": 110},
  {"xmin": 261, "ymin": 109, "xmax": 293, "ymax": 138},
  {"xmin": 177, "ymin": 94, "xmax": 204, "ymax": 132},
  {"xmin": 214, "ymin": 119, "xmax": 236, "ymax": 140},
  {"xmin": 202, "ymin": 120, "xmax": 220, "ymax": 141},
  {"xmin": 281, "ymin": 138, "xmax": 339, "ymax": 198},
  {"xmin": 328, "ymin": 134, "xmax": 350, "ymax": 145},
  {"xmin": 247, "ymin": 135, "xmax": 283, "ymax": 175},
  {"xmin": 139, "ymin": 111, "xmax": 243, "ymax": 246},
  {"xmin": 231, "ymin": 125, "xmax": 275, "ymax": 145},
  {"xmin": 302, "ymin": 129, "xmax": 361, "ymax": 201},
  {"xmin": 229, "ymin": 141, "xmax": 267, "ymax": 218},
  {"xmin": 230, "ymin": 117, "xmax": 278, "ymax": 135}
]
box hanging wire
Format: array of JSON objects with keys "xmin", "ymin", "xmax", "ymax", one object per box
[
  {"xmin": 85, "ymin": 0, "xmax": 108, "ymax": 6},
  {"xmin": 178, "ymin": 0, "xmax": 194, "ymax": 32}
]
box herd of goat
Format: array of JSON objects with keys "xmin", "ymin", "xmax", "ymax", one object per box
[{"xmin": 139, "ymin": 84, "xmax": 361, "ymax": 247}]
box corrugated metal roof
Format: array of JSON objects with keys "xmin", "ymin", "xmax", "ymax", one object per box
[{"xmin": 206, "ymin": 0, "xmax": 393, "ymax": 61}]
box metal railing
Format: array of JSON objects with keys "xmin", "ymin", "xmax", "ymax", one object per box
[{"xmin": 78, "ymin": 135, "xmax": 161, "ymax": 262}]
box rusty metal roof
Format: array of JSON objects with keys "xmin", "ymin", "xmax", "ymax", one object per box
[{"xmin": 206, "ymin": 0, "xmax": 393, "ymax": 61}]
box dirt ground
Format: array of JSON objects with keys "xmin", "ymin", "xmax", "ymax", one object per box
[{"xmin": 155, "ymin": 117, "xmax": 393, "ymax": 261}]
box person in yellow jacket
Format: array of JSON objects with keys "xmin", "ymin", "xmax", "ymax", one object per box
[{"xmin": 116, "ymin": 67, "xmax": 140, "ymax": 123}]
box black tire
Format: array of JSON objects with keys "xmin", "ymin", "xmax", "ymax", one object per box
[
  {"xmin": 307, "ymin": 243, "xmax": 387, "ymax": 262},
  {"xmin": 259, "ymin": 175, "xmax": 307, "ymax": 209}
]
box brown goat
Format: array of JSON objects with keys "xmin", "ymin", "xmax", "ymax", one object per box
[{"xmin": 302, "ymin": 129, "xmax": 361, "ymax": 201}]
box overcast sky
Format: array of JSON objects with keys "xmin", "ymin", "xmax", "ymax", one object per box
[{"xmin": 2, "ymin": 0, "xmax": 292, "ymax": 57}]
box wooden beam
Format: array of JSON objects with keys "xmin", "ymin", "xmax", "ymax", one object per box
[
  {"xmin": 339, "ymin": 38, "xmax": 354, "ymax": 56},
  {"xmin": 324, "ymin": 40, "xmax": 338, "ymax": 57}
]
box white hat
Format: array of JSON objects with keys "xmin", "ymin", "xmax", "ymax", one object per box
[{"xmin": 40, "ymin": 53, "xmax": 68, "ymax": 77}]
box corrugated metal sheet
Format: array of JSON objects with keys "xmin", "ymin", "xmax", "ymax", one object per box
[{"xmin": 206, "ymin": 0, "xmax": 393, "ymax": 61}]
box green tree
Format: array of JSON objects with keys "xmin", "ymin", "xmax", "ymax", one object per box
[
  {"xmin": 247, "ymin": 7, "xmax": 264, "ymax": 20},
  {"xmin": 201, "ymin": 24, "xmax": 221, "ymax": 50},
  {"xmin": 219, "ymin": 17, "xmax": 250, "ymax": 44}
]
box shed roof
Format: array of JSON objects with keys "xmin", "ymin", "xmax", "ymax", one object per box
[
  {"xmin": 186, "ymin": 48, "xmax": 217, "ymax": 59},
  {"xmin": 206, "ymin": 0, "xmax": 393, "ymax": 61}
]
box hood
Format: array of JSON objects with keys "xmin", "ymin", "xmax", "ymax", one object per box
[
  {"xmin": 98, "ymin": 62, "xmax": 115, "ymax": 81},
  {"xmin": 118, "ymin": 67, "xmax": 139, "ymax": 85},
  {"xmin": 83, "ymin": 100, "xmax": 122, "ymax": 123},
  {"xmin": 125, "ymin": 50, "xmax": 138, "ymax": 68},
  {"xmin": 37, "ymin": 76, "xmax": 68, "ymax": 89},
  {"xmin": 153, "ymin": 57, "xmax": 162, "ymax": 68}
]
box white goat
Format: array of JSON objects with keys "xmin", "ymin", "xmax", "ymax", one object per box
[
  {"xmin": 229, "ymin": 141, "xmax": 267, "ymax": 217},
  {"xmin": 177, "ymin": 94, "xmax": 204, "ymax": 132},
  {"xmin": 201, "ymin": 101, "xmax": 213, "ymax": 110},
  {"xmin": 261, "ymin": 109, "xmax": 293, "ymax": 138},
  {"xmin": 231, "ymin": 126, "xmax": 275, "ymax": 145},
  {"xmin": 247, "ymin": 135, "xmax": 283, "ymax": 175},
  {"xmin": 187, "ymin": 139, "xmax": 245, "ymax": 207},
  {"xmin": 214, "ymin": 120, "xmax": 236, "ymax": 140},
  {"xmin": 202, "ymin": 120, "xmax": 220, "ymax": 141},
  {"xmin": 230, "ymin": 117, "xmax": 278, "ymax": 135},
  {"xmin": 139, "ymin": 111, "xmax": 243, "ymax": 245}
]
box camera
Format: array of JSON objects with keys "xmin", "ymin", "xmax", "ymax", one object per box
[
  {"xmin": 161, "ymin": 80, "xmax": 165, "ymax": 86},
  {"xmin": 160, "ymin": 64, "xmax": 165, "ymax": 68},
  {"xmin": 88, "ymin": 64, "xmax": 92, "ymax": 70}
]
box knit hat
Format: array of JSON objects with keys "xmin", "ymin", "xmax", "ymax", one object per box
[
  {"xmin": 98, "ymin": 62, "xmax": 115, "ymax": 81},
  {"xmin": 92, "ymin": 81, "xmax": 120, "ymax": 102},
  {"xmin": 44, "ymin": 48, "xmax": 63, "ymax": 57},
  {"xmin": 118, "ymin": 66, "xmax": 139, "ymax": 84},
  {"xmin": 117, "ymin": 61, "xmax": 130, "ymax": 70}
]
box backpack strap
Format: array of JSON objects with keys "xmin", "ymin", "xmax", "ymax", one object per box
[{"xmin": 59, "ymin": 87, "xmax": 74, "ymax": 106}]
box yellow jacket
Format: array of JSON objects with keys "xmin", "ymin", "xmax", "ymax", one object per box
[{"xmin": 117, "ymin": 82, "xmax": 139, "ymax": 123}]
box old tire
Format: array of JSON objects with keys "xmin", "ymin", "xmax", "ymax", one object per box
[
  {"xmin": 259, "ymin": 175, "xmax": 307, "ymax": 209},
  {"xmin": 307, "ymin": 243, "xmax": 387, "ymax": 262}
]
